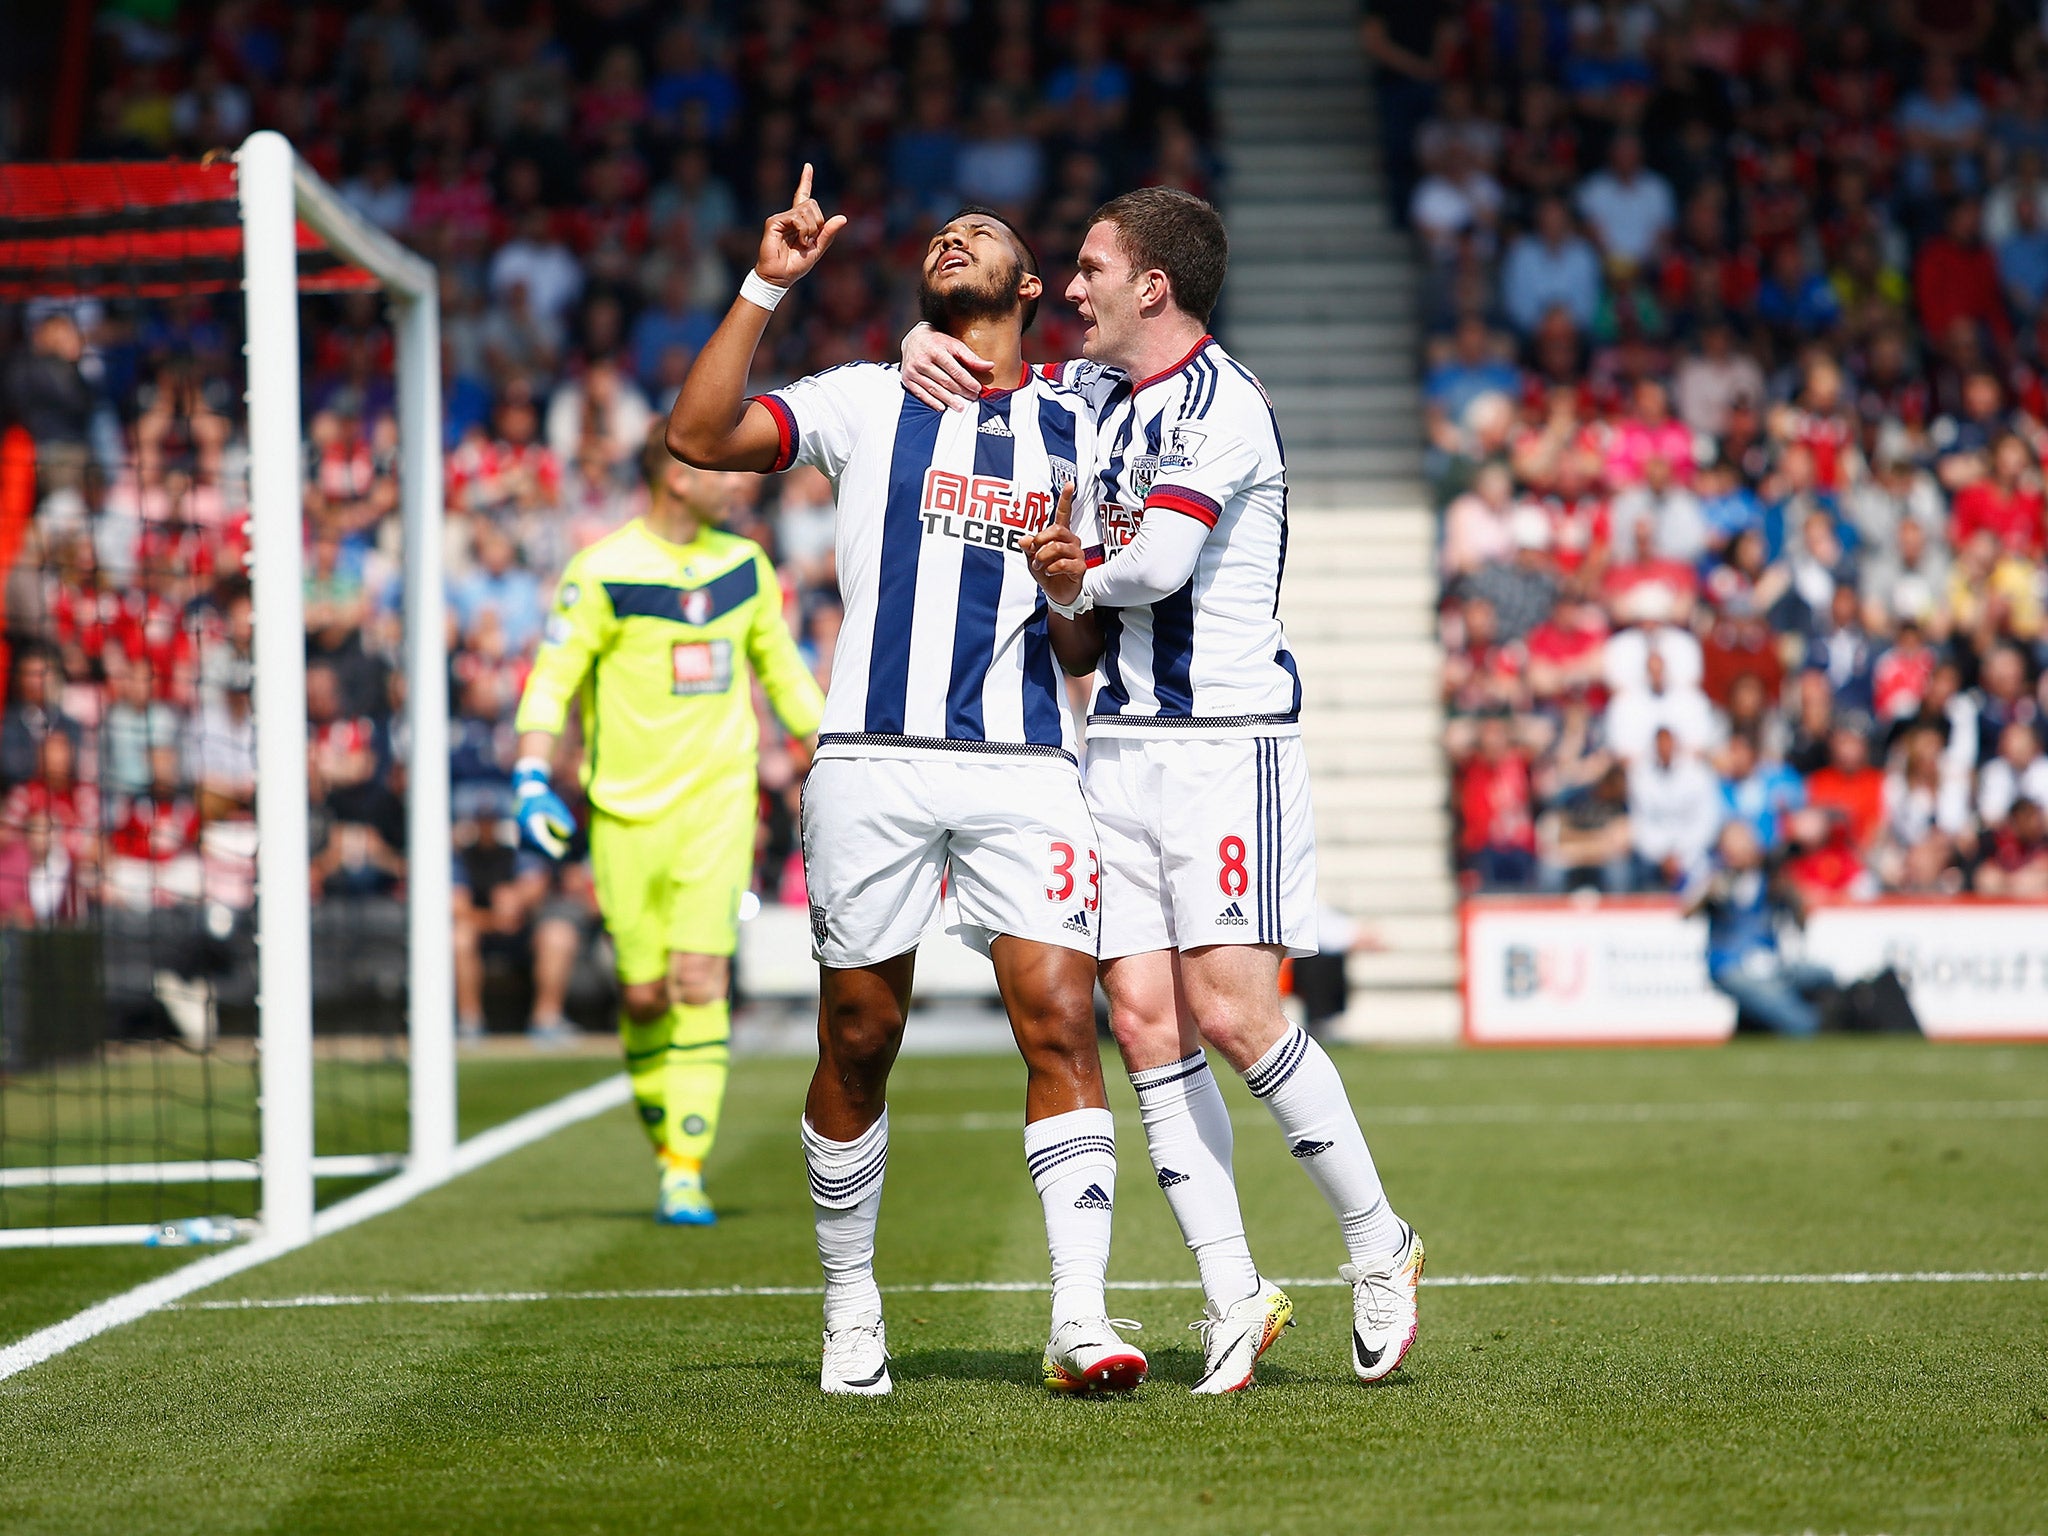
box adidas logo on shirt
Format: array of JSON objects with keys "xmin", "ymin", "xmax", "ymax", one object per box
[
  {"xmin": 1288, "ymin": 1139, "xmax": 1334, "ymax": 1160},
  {"xmin": 1073, "ymin": 1182, "xmax": 1114, "ymax": 1210},
  {"xmin": 1218, "ymin": 901, "xmax": 1249, "ymax": 927},
  {"xmin": 1156, "ymin": 1167, "xmax": 1190, "ymax": 1189},
  {"xmin": 976, "ymin": 415, "xmax": 1014, "ymax": 436},
  {"xmin": 1062, "ymin": 909, "xmax": 1091, "ymax": 934}
]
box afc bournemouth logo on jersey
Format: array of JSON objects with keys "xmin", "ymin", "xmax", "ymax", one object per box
[{"xmin": 680, "ymin": 587, "xmax": 713, "ymax": 625}]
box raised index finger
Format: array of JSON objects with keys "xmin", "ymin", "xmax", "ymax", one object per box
[{"xmin": 793, "ymin": 161, "xmax": 814, "ymax": 207}]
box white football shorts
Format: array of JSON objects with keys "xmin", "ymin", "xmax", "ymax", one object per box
[
  {"xmin": 1086, "ymin": 733, "xmax": 1318, "ymax": 960},
  {"xmin": 800, "ymin": 750, "xmax": 1102, "ymax": 968}
]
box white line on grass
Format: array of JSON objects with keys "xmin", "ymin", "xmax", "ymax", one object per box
[
  {"xmin": 898, "ymin": 1100, "xmax": 2048, "ymax": 1132},
  {"xmin": 172, "ymin": 1270, "xmax": 2048, "ymax": 1313},
  {"xmin": 0, "ymin": 1075, "xmax": 631, "ymax": 1384}
]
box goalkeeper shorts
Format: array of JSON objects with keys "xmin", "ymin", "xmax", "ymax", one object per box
[{"xmin": 589, "ymin": 773, "xmax": 757, "ymax": 984}]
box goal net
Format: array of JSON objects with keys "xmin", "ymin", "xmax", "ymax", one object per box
[{"xmin": 0, "ymin": 133, "xmax": 452, "ymax": 1249}]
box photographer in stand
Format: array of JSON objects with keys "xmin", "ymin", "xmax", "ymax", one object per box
[{"xmin": 1682, "ymin": 819, "xmax": 1839, "ymax": 1038}]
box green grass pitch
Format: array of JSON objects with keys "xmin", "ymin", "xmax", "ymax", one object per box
[{"xmin": 3, "ymin": 1038, "xmax": 2046, "ymax": 1535}]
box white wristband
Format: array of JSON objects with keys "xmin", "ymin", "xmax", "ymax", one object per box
[
  {"xmin": 740, "ymin": 270, "xmax": 790, "ymax": 312},
  {"xmin": 1047, "ymin": 588, "xmax": 1094, "ymax": 620}
]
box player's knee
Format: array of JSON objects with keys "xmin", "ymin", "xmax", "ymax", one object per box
[
  {"xmin": 1106, "ymin": 994, "xmax": 1178, "ymax": 1063},
  {"xmin": 620, "ymin": 980, "xmax": 670, "ymax": 1023},
  {"xmin": 670, "ymin": 953, "xmax": 729, "ymax": 1007},
  {"xmin": 823, "ymin": 995, "xmax": 904, "ymax": 1074}
]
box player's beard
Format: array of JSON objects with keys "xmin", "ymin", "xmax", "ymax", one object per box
[{"xmin": 917, "ymin": 254, "xmax": 1026, "ymax": 331}]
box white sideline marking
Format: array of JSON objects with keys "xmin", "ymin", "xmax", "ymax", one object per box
[
  {"xmin": 174, "ymin": 1270, "xmax": 2048, "ymax": 1313},
  {"xmin": 897, "ymin": 1100, "xmax": 2048, "ymax": 1132},
  {"xmin": 0, "ymin": 1075, "xmax": 631, "ymax": 1384}
]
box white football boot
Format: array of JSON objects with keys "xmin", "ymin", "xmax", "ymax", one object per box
[
  {"xmin": 1042, "ymin": 1317, "xmax": 1148, "ymax": 1394},
  {"xmin": 820, "ymin": 1317, "xmax": 892, "ymax": 1396},
  {"xmin": 1340, "ymin": 1222, "xmax": 1424, "ymax": 1384},
  {"xmin": 1189, "ymin": 1279, "xmax": 1295, "ymax": 1395}
]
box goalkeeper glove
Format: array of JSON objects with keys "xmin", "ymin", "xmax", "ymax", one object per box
[{"xmin": 513, "ymin": 757, "xmax": 574, "ymax": 860}]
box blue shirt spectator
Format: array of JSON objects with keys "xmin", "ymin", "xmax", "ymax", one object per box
[
  {"xmin": 450, "ymin": 521, "xmax": 544, "ymax": 654},
  {"xmin": 1719, "ymin": 735, "xmax": 1807, "ymax": 850},
  {"xmin": 1996, "ymin": 198, "xmax": 2048, "ymax": 311},
  {"xmin": 1500, "ymin": 198, "xmax": 1603, "ymax": 333}
]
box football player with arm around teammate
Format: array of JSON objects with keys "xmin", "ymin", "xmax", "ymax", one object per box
[
  {"xmin": 903, "ymin": 189, "xmax": 1426, "ymax": 1392},
  {"xmin": 512, "ymin": 426, "xmax": 823, "ymax": 1226},
  {"xmin": 667, "ymin": 167, "xmax": 1147, "ymax": 1399}
]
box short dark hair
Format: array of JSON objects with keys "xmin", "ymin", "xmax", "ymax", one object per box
[
  {"xmin": 944, "ymin": 204, "xmax": 1040, "ymax": 329},
  {"xmin": 1089, "ymin": 187, "xmax": 1228, "ymax": 325}
]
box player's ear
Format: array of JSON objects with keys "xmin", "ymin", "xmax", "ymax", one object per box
[
  {"xmin": 1139, "ymin": 267, "xmax": 1172, "ymax": 315},
  {"xmin": 1018, "ymin": 269, "xmax": 1044, "ymax": 303}
]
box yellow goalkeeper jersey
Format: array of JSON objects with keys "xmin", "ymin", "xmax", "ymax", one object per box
[{"xmin": 514, "ymin": 519, "xmax": 824, "ymax": 822}]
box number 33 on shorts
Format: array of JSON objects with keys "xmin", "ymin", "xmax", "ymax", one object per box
[{"xmin": 1046, "ymin": 841, "xmax": 1101, "ymax": 910}]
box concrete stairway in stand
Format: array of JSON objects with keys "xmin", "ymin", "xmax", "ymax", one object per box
[{"xmin": 1212, "ymin": 0, "xmax": 1459, "ymax": 1041}]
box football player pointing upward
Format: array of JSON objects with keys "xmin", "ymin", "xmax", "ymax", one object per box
[
  {"xmin": 910, "ymin": 188, "xmax": 1425, "ymax": 1392},
  {"xmin": 668, "ymin": 168, "xmax": 1144, "ymax": 1398}
]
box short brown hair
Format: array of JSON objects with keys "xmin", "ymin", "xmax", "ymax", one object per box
[
  {"xmin": 643, "ymin": 419, "xmax": 682, "ymax": 490},
  {"xmin": 1089, "ymin": 188, "xmax": 1228, "ymax": 325}
]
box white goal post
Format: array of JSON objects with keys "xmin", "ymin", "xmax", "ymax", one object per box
[
  {"xmin": 0, "ymin": 130, "xmax": 452, "ymax": 1249},
  {"xmin": 240, "ymin": 129, "xmax": 454, "ymax": 1245}
]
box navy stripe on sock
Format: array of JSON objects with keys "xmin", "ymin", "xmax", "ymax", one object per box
[
  {"xmin": 1244, "ymin": 1027, "xmax": 1308, "ymax": 1098},
  {"xmin": 1130, "ymin": 1056, "xmax": 1212, "ymax": 1096}
]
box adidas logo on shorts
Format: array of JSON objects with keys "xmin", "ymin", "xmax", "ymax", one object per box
[
  {"xmin": 1062, "ymin": 909, "xmax": 1091, "ymax": 934},
  {"xmin": 1073, "ymin": 1182, "xmax": 1114, "ymax": 1210},
  {"xmin": 1288, "ymin": 1139, "xmax": 1334, "ymax": 1160},
  {"xmin": 1156, "ymin": 1166, "xmax": 1190, "ymax": 1189},
  {"xmin": 1217, "ymin": 901, "xmax": 1249, "ymax": 927}
]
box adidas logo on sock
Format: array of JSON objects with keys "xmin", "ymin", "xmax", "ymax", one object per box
[
  {"xmin": 977, "ymin": 415, "xmax": 1014, "ymax": 436},
  {"xmin": 1218, "ymin": 901, "xmax": 1249, "ymax": 926},
  {"xmin": 1288, "ymin": 1139, "xmax": 1334, "ymax": 1159},
  {"xmin": 1156, "ymin": 1166, "xmax": 1190, "ymax": 1189},
  {"xmin": 1062, "ymin": 909, "xmax": 1091, "ymax": 934},
  {"xmin": 1073, "ymin": 1182, "xmax": 1114, "ymax": 1210}
]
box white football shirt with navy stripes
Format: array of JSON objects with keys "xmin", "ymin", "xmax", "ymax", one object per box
[
  {"xmin": 756, "ymin": 362, "xmax": 1096, "ymax": 763},
  {"xmin": 1045, "ymin": 336, "xmax": 1299, "ymax": 737}
]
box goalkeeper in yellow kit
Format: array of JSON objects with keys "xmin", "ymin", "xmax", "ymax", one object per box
[{"xmin": 513, "ymin": 426, "xmax": 824, "ymax": 1224}]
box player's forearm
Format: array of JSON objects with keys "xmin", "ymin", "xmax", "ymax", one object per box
[
  {"xmin": 1048, "ymin": 612, "xmax": 1103, "ymax": 676},
  {"xmin": 668, "ymin": 297, "xmax": 781, "ymax": 471},
  {"xmin": 516, "ymin": 730, "xmax": 559, "ymax": 765},
  {"xmin": 1082, "ymin": 507, "xmax": 1209, "ymax": 607}
]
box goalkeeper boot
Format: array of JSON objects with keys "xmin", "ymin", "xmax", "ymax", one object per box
[
  {"xmin": 656, "ymin": 1155, "xmax": 717, "ymax": 1227},
  {"xmin": 1189, "ymin": 1279, "xmax": 1295, "ymax": 1395},
  {"xmin": 1341, "ymin": 1222, "xmax": 1424, "ymax": 1384},
  {"xmin": 820, "ymin": 1317, "xmax": 892, "ymax": 1396},
  {"xmin": 1042, "ymin": 1317, "xmax": 1147, "ymax": 1394}
]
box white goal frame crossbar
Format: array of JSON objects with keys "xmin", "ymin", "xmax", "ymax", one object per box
[{"xmin": 1, "ymin": 131, "xmax": 453, "ymax": 1247}]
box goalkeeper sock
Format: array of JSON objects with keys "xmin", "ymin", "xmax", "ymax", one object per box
[
  {"xmin": 1242, "ymin": 1024, "xmax": 1406, "ymax": 1268},
  {"xmin": 1023, "ymin": 1107, "xmax": 1116, "ymax": 1329},
  {"xmin": 664, "ymin": 999, "xmax": 731, "ymax": 1169},
  {"xmin": 1130, "ymin": 1052, "xmax": 1260, "ymax": 1311},
  {"xmin": 619, "ymin": 1006, "xmax": 676, "ymax": 1151},
  {"xmin": 803, "ymin": 1111, "xmax": 888, "ymax": 1329}
]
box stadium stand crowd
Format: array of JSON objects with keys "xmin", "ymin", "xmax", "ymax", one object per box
[
  {"xmin": 0, "ymin": 0, "xmax": 1216, "ymax": 1036},
  {"xmin": 1406, "ymin": 0, "xmax": 2048, "ymax": 906}
]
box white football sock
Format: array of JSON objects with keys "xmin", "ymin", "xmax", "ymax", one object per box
[
  {"xmin": 1241, "ymin": 1024, "xmax": 1406, "ymax": 1268},
  {"xmin": 1129, "ymin": 1052, "xmax": 1260, "ymax": 1310},
  {"xmin": 801, "ymin": 1111, "xmax": 888, "ymax": 1329},
  {"xmin": 1023, "ymin": 1106, "xmax": 1116, "ymax": 1328}
]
